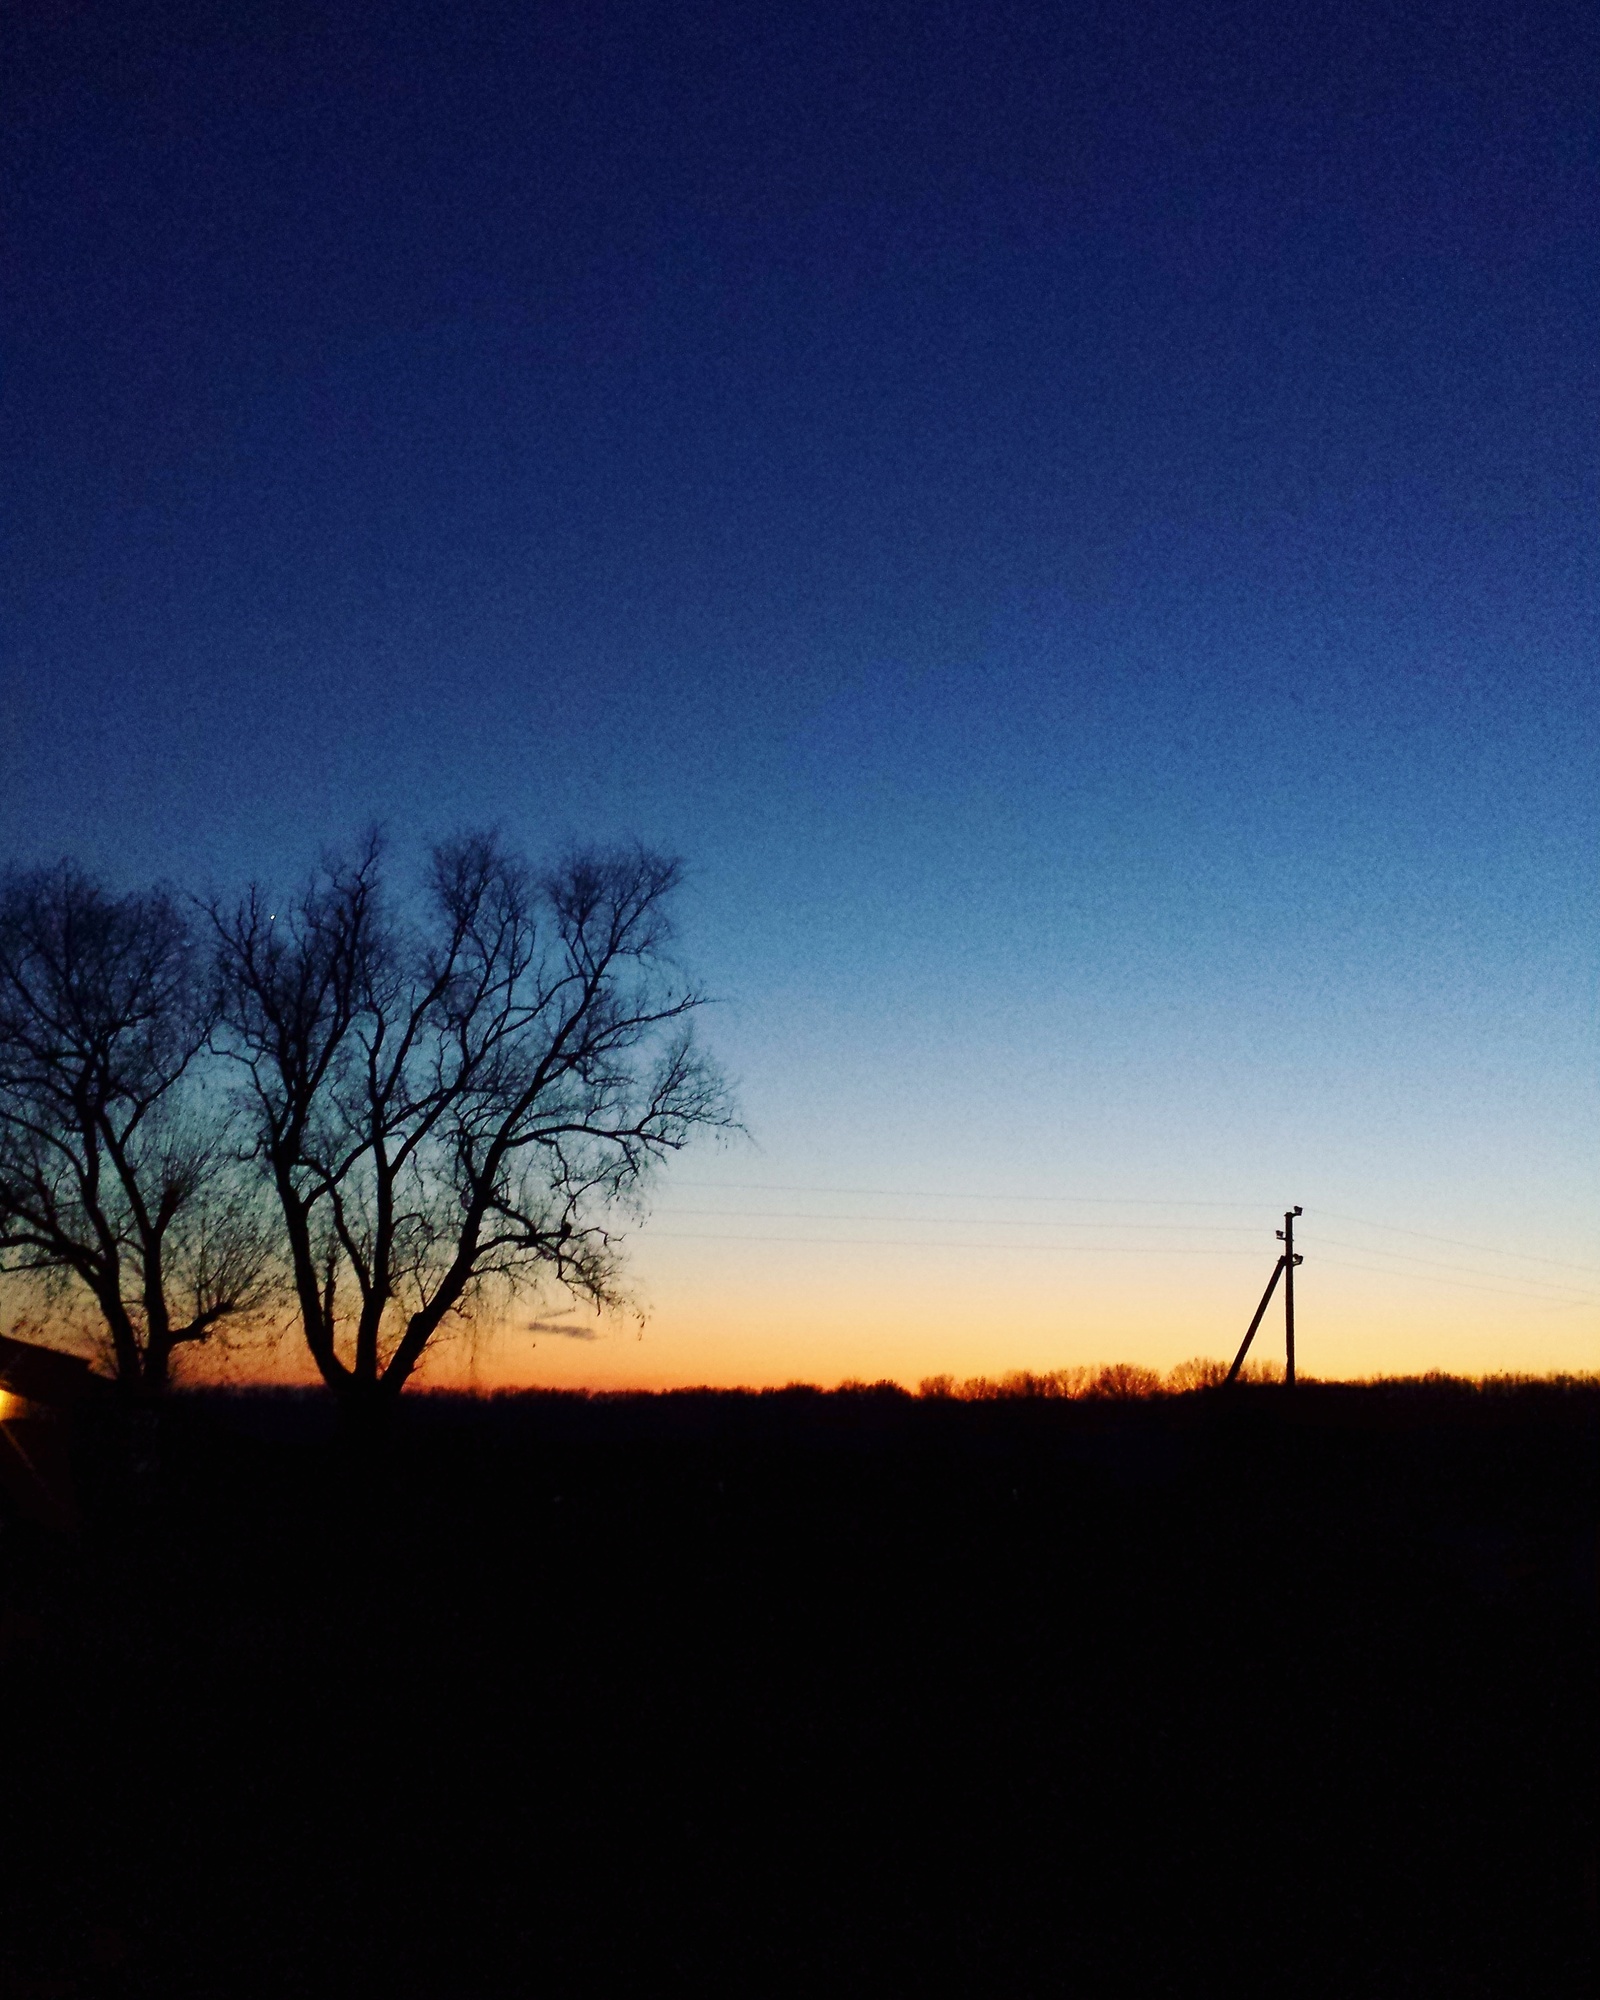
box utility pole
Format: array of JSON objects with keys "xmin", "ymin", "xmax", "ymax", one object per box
[
  {"xmin": 1225, "ymin": 1206, "xmax": 1303, "ymax": 1385},
  {"xmin": 1277, "ymin": 1207, "xmax": 1302, "ymax": 1385}
]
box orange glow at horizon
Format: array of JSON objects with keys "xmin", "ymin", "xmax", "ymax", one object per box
[{"xmin": 210, "ymin": 1224, "xmax": 1600, "ymax": 1394}]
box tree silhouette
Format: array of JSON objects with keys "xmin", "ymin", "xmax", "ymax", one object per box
[
  {"xmin": 212, "ymin": 832, "xmax": 732, "ymax": 1418},
  {"xmin": 0, "ymin": 865, "xmax": 270, "ymax": 1390}
]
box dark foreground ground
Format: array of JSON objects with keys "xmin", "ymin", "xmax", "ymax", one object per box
[{"xmin": 1, "ymin": 1381, "xmax": 1595, "ymax": 1998}]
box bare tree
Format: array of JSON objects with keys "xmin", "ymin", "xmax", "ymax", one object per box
[
  {"xmin": 0, "ymin": 864, "xmax": 272, "ymax": 1391},
  {"xmin": 212, "ymin": 832, "xmax": 732, "ymax": 1418}
]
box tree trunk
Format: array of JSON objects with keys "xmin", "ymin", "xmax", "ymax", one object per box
[
  {"xmin": 336, "ymin": 1370, "xmax": 399, "ymax": 1460},
  {"xmin": 96, "ymin": 1292, "xmax": 148, "ymax": 1394}
]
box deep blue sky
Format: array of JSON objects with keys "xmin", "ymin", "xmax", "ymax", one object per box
[{"xmin": 5, "ymin": 0, "xmax": 1597, "ymax": 1378}]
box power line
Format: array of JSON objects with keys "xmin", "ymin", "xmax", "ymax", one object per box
[
  {"xmin": 1307, "ymin": 1208, "xmax": 1600, "ymax": 1277},
  {"xmin": 646, "ymin": 1230, "xmax": 1270, "ymax": 1257},
  {"xmin": 640, "ymin": 1224, "xmax": 1600, "ymax": 1310},
  {"xmin": 1301, "ymin": 1233, "xmax": 1600, "ymax": 1299},
  {"xmin": 672, "ymin": 1178, "xmax": 1272, "ymax": 1209},
  {"xmin": 1309, "ymin": 1253, "xmax": 1600, "ymax": 1310},
  {"xmin": 654, "ymin": 1205, "xmax": 1268, "ymax": 1233},
  {"xmin": 671, "ymin": 1180, "xmax": 1600, "ymax": 1277}
]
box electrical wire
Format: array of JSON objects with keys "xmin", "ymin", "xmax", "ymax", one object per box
[
  {"xmin": 1307, "ymin": 1208, "xmax": 1600, "ymax": 1277},
  {"xmin": 672, "ymin": 1178, "xmax": 1270, "ymax": 1208},
  {"xmin": 654, "ymin": 1206, "xmax": 1268, "ymax": 1233},
  {"xmin": 1300, "ymin": 1233, "xmax": 1600, "ymax": 1299},
  {"xmin": 641, "ymin": 1232, "xmax": 1598, "ymax": 1315},
  {"xmin": 648, "ymin": 1176, "xmax": 1600, "ymax": 1320},
  {"xmin": 644, "ymin": 1229, "xmax": 1600, "ymax": 1309},
  {"xmin": 647, "ymin": 1231, "xmax": 1269, "ymax": 1256},
  {"xmin": 1308, "ymin": 1253, "xmax": 1600, "ymax": 1310},
  {"xmin": 667, "ymin": 1180, "xmax": 1600, "ymax": 1281}
]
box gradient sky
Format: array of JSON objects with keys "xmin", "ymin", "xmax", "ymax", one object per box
[{"xmin": 5, "ymin": 0, "xmax": 1597, "ymax": 1386}]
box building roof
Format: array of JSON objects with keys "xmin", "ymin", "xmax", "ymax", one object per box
[{"xmin": 0, "ymin": 1334, "xmax": 102, "ymax": 1406}]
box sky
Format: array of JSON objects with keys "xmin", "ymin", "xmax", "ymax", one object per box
[{"xmin": 4, "ymin": 0, "xmax": 1597, "ymax": 1387}]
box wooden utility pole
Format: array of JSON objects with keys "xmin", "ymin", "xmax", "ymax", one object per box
[
  {"xmin": 1225, "ymin": 1206, "xmax": 1303, "ymax": 1385},
  {"xmin": 1278, "ymin": 1207, "xmax": 1301, "ymax": 1385}
]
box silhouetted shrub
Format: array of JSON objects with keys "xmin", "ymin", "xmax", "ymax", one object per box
[
  {"xmin": 1083, "ymin": 1362, "xmax": 1165, "ymax": 1400},
  {"xmin": 1167, "ymin": 1357, "xmax": 1229, "ymax": 1391}
]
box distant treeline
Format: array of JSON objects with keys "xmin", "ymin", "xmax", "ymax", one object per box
[
  {"xmin": 194, "ymin": 1367, "xmax": 1597, "ymax": 1407},
  {"xmin": 921, "ymin": 1359, "xmax": 1238, "ymax": 1398},
  {"xmin": 916, "ymin": 1364, "xmax": 1600, "ymax": 1399}
]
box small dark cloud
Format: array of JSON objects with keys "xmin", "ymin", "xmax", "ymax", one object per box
[{"xmin": 524, "ymin": 1319, "xmax": 603, "ymax": 1342}]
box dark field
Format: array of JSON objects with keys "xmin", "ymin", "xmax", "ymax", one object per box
[{"xmin": 2, "ymin": 1382, "xmax": 1595, "ymax": 1997}]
